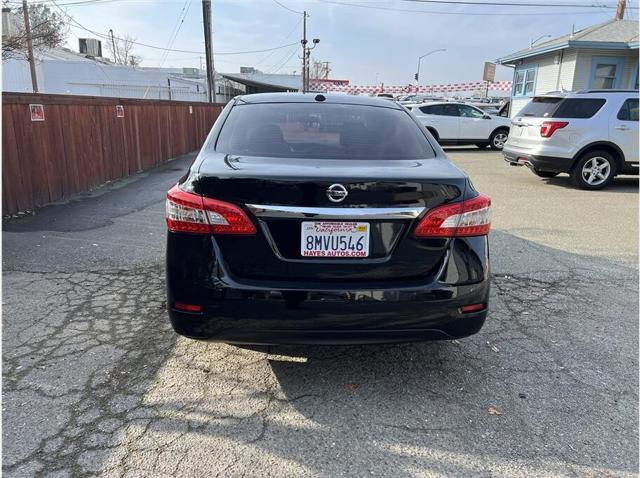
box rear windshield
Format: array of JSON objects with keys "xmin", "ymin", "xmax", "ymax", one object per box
[
  {"xmin": 213, "ymin": 102, "xmax": 434, "ymax": 160},
  {"xmin": 552, "ymin": 98, "xmax": 606, "ymax": 119},
  {"xmin": 518, "ymin": 97, "xmax": 563, "ymax": 117}
]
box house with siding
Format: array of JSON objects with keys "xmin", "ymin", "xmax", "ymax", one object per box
[{"xmin": 497, "ymin": 19, "xmax": 639, "ymax": 117}]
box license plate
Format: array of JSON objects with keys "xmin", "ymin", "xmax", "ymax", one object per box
[{"xmin": 301, "ymin": 221, "xmax": 370, "ymax": 258}]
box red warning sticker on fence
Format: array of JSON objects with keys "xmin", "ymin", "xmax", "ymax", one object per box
[{"xmin": 29, "ymin": 104, "xmax": 44, "ymax": 122}]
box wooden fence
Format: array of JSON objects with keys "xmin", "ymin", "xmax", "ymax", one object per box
[{"xmin": 2, "ymin": 93, "xmax": 224, "ymax": 215}]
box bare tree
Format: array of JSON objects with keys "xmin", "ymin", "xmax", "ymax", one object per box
[
  {"xmin": 310, "ymin": 60, "xmax": 331, "ymax": 80},
  {"xmin": 106, "ymin": 33, "xmax": 141, "ymax": 67},
  {"xmin": 2, "ymin": 2, "xmax": 69, "ymax": 60}
]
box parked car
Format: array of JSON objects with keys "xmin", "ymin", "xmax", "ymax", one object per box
[
  {"xmin": 397, "ymin": 94, "xmax": 429, "ymax": 105},
  {"xmin": 503, "ymin": 89, "xmax": 639, "ymax": 189},
  {"xmin": 411, "ymin": 101, "xmax": 512, "ymax": 150},
  {"xmin": 398, "ymin": 95, "xmax": 447, "ymax": 107},
  {"xmin": 166, "ymin": 93, "xmax": 491, "ymax": 344}
]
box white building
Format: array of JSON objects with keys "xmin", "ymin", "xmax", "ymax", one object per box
[
  {"xmin": 2, "ymin": 42, "xmax": 304, "ymax": 103},
  {"xmin": 497, "ymin": 19, "xmax": 639, "ymax": 117},
  {"xmin": 2, "ymin": 44, "xmax": 223, "ymax": 102}
]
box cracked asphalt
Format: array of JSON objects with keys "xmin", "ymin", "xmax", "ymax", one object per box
[{"xmin": 3, "ymin": 149, "xmax": 638, "ymax": 477}]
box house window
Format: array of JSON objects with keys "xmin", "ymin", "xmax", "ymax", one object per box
[
  {"xmin": 514, "ymin": 67, "xmax": 536, "ymax": 97},
  {"xmin": 593, "ymin": 64, "xmax": 617, "ymax": 88},
  {"xmin": 589, "ymin": 56, "xmax": 624, "ymax": 89}
]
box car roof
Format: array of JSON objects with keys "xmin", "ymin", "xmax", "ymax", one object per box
[
  {"xmin": 412, "ymin": 101, "xmax": 469, "ymax": 107},
  {"xmin": 570, "ymin": 89, "xmax": 639, "ymax": 98},
  {"xmin": 532, "ymin": 89, "xmax": 639, "ymax": 100},
  {"xmin": 235, "ymin": 92, "xmax": 402, "ymax": 109},
  {"xmin": 575, "ymin": 89, "xmax": 639, "ymax": 94}
]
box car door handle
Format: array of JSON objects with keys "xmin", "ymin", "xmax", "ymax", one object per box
[{"xmin": 614, "ymin": 125, "xmax": 629, "ymax": 130}]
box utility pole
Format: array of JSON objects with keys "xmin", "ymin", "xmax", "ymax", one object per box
[
  {"xmin": 299, "ymin": 12, "xmax": 319, "ymax": 93},
  {"xmin": 22, "ymin": 0, "xmax": 38, "ymax": 93},
  {"xmin": 109, "ymin": 29, "xmax": 118, "ymax": 63},
  {"xmin": 301, "ymin": 11, "xmax": 307, "ymax": 92},
  {"xmin": 615, "ymin": 0, "xmax": 626, "ymax": 19},
  {"xmin": 202, "ymin": 0, "xmax": 216, "ymax": 103}
]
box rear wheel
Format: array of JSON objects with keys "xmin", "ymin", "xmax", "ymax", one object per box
[
  {"xmin": 426, "ymin": 128, "xmax": 440, "ymax": 143},
  {"xmin": 489, "ymin": 129, "xmax": 509, "ymax": 150},
  {"xmin": 570, "ymin": 150, "xmax": 616, "ymax": 190},
  {"xmin": 532, "ymin": 169, "xmax": 559, "ymax": 178}
]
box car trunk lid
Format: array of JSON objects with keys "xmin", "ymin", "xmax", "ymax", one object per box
[{"xmin": 193, "ymin": 154, "xmax": 467, "ymax": 283}]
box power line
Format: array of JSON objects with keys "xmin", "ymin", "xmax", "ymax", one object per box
[
  {"xmin": 214, "ymin": 42, "xmax": 299, "ymax": 56},
  {"xmin": 314, "ymin": 0, "xmax": 622, "ymax": 15},
  {"xmin": 270, "ymin": 45, "xmax": 300, "ymax": 73},
  {"xmin": 158, "ymin": 0, "xmax": 192, "ymax": 65},
  {"xmin": 143, "ymin": 0, "xmax": 191, "ymax": 97},
  {"xmin": 52, "ymin": 0, "xmax": 298, "ymax": 56},
  {"xmin": 400, "ymin": 0, "xmax": 618, "ymax": 8},
  {"xmin": 49, "ymin": 0, "xmax": 300, "ymax": 55},
  {"xmin": 267, "ymin": 44, "xmax": 298, "ymax": 73},
  {"xmin": 254, "ymin": 17, "xmax": 302, "ymax": 67},
  {"xmin": 13, "ymin": 0, "xmax": 638, "ymax": 9},
  {"xmin": 271, "ymin": 0, "xmax": 305, "ymax": 14}
]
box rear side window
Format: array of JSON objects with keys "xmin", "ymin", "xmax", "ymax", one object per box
[
  {"xmin": 420, "ymin": 105, "xmax": 442, "ymax": 115},
  {"xmin": 458, "ymin": 105, "xmax": 484, "ymax": 118},
  {"xmin": 552, "ymin": 98, "xmax": 606, "ymax": 119},
  {"xmin": 214, "ymin": 102, "xmax": 435, "ymax": 160},
  {"xmin": 441, "ymin": 104, "xmax": 459, "ymax": 117},
  {"xmin": 518, "ymin": 97, "xmax": 563, "ymax": 117},
  {"xmin": 617, "ymin": 98, "xmax": 639, "ymax": 121}
]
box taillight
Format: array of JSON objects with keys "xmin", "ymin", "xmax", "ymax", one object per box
[
  {"xmin": 166, "ymin": 185, "xmax": 256, "ymax": 235},
  {"xmin": 540, "ymin": 121, "xmax": 568, "ymax": 138},
  {"xmin": 460, "ymin": 303, "xmax": 486, "ymax": 313},
  {"xmin": 413, "ymin": 194, "xmax": 491, "ymax": 238},
  {"xmin": 173, "ymin": 302, "xmax": 202, "ymax": 312}
]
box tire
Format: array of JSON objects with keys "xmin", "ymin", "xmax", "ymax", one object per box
[
  {"xmin": 532, "ymin": 169, "xmax": 559, "ymax": 178},
  {"xmin": 426, "ymin": 128, "xmax": 439, "ymax": 142},
  {"xmin": 570, "ymin": 150, "xmax": 616, "ymax": 190},
  {"xmin": 489, "ymin": 129, "xmax": 509, "ymax": 150},
  {"xmin": 475, "ymin": 143, "xmax": 489, "ymax": 149}
]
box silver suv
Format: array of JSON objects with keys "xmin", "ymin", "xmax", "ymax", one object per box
[{"xmin": 503, "ymin": 90, "xmax": 639, "ymax": 189}]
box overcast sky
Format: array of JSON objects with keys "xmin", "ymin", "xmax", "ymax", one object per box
[{"xmin": 62, "ymin": 0, "xmax": 639, "ymax": 86}]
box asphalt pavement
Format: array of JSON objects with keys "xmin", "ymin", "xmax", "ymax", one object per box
[{"xmin": 3, "ymin": 149, "xmax": 638, "ymax": 477}]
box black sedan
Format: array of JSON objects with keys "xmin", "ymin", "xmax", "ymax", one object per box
[{"xmin": 166, "ymin": 93, "xmax": 491, "ymax": 344}]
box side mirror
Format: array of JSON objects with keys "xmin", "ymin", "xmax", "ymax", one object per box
[{"xmin": 483, "ymin": 114, "xmax": 491, "ymax": 119}]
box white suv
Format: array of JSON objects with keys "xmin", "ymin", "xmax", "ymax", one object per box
[
  {"xmin": 409, "ymin": 102, "xmax": 512, "ymax": 150},
  {"xmin": 503, "ymin": 90, "xmax": 639, "ymax": 189}
]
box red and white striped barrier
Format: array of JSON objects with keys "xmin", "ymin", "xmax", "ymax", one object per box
[{"xmin": 309, "ymin": 80, "xmax": 512, "ymax": 95}]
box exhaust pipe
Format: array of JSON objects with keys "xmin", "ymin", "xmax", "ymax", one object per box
[{"xmin": 517, "ymin": 157, "xmax": 534, "ymax": 169}]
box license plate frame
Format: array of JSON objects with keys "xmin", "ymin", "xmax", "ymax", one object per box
[{"xmin": 300, "ymin": 221, "xmax": 370, "ymax": 258}]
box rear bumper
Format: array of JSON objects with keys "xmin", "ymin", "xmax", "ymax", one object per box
[
  {"xmin": 503, "ymin": 146, "xmax": 573, "ymax": 173},
  {"xmin": 169, "ymin": 319, "xmax": 487, "ymax": 345},
  {"xmin": 168, "ymin": 283, "xmax": 489, "ymax": 344},
  {"xmin": 166, "ymin": 233, "xmax": 490, "ymax": 344}
]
